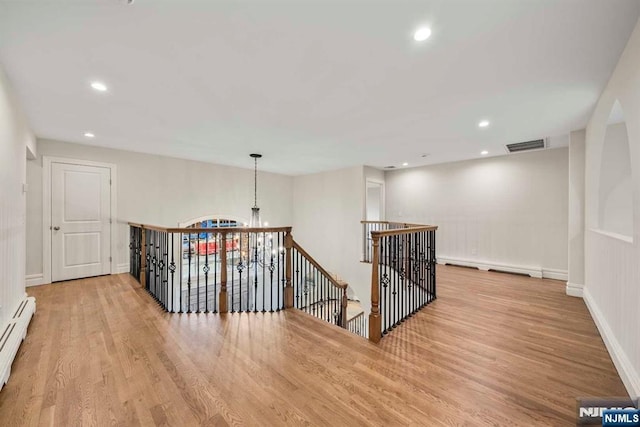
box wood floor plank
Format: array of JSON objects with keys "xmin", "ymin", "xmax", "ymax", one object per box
[{"xmin": 0, "ymin": 265, "xmax": 628, "ymax": 426}]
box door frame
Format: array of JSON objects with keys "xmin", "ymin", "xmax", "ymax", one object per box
[
  {"xmin": 42, "ymin": 156, "xmax": 118, "ymax": 284},
  {"xmin": 365, "ymin": 178, "xmax": 385, "ymax": 221}
]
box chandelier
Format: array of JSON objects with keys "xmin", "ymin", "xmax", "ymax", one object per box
[
  {"xmin": 249, "ymin": 153, "xmax": 262, "ymax": 228},
  {"xmin": 240, "ymin": 153, "xmax": 283, "ymax": 270}
]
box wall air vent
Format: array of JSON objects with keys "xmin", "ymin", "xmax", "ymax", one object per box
[{"xmin": 505, "ymin": 139, "xmax": 546, "ymax": 153}]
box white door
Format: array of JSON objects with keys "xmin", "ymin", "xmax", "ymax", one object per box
[{"xmin": 51, "ymin": 162, "xmax": 111, "ymax": 282}]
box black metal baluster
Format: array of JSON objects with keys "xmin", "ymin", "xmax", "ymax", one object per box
[
  {"xmin": 392, "ymin": 235, "xmax": 397, "ymax": 329},
  {"xmin": 264, "ymin": 233, "xmax": 271, "ymax": 313},
  {"xmin": 326, "ymin": 277, "xmax": 330, "ymax": 323},
  {"xmin": 179, "ymin": 233, "xmax": 183, "ymax": 313},
  {"xmin": 280, "ymin": 233, "xmax": 285, "ymax": 310},
  {"xmin": 380, "ymin": 236, "xmax": 386, "ymax": 334},
  {"xmin": 170, "ymin": 233, "xmax": 175, "ymax": 312},
  {"xmin": 196, "ymin": 233, "xmax": 200, "ymax": 313},
  {"xmin": 186, "ymin": 232, "xmax": 192, "ymax": 313},
  {"xmin": 236, "ymin": 233, "xmax": 242, "ymax": 313},
  {"xmin": 213, "ymin": 232, "xmax": 218, "ymax": 313},
  {"xmin": 204, "ymin": 232, "xmax": 209, "ymax": 313},
  {"xmin": 247, "ymin": 231, "xmax": 252, "ymax": 313},
  {"xmin": 431, "ymin": 230, "xmax": 436, "ymax": 300},
  {"xmin": 162, "ymin": 231, "xmax": 167, "ymax": 310},
  {"xmin": 254, "ymin": 232, "xmax": 260, "ymax": 313},
  {"xmin": 295, "ymin": 250, "xmax": 300, "ymax": 308}
]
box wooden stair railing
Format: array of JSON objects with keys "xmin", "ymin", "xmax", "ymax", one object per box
[
  {"xmin": 366, "ymin": 222, "xmax": 438, "ymax": 343},
  {"xmin": 128, "ymin": 223, "xmax": 349, "ymax": 331},
  {"xmin": 290, "ymin": 240, "xmax": 348, "ymax": 328}
]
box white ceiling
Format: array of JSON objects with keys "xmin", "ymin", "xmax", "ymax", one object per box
[{"xmin": 1, "ymin": 0, "xmax": 639, "ymax": 175}]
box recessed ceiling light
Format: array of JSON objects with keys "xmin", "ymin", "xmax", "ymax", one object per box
[
  {"xmin": 402, "ymin": 162, "xmax": 409, "ymax": 166},
  {"xmin": 478, "ymin": 120, "xmax": 490, "ymax": 128},
  {"xmin": 413, "ymin": 27, "xmax": 431, "ymax": 42},
  {"xmin": 481, "ymin": 150, "xmax": 489, "ymax": 155},
  {"xmin": 84, "ymin": 132, "xmax": 95, "ymax": 138},
  {"xmin": 90, "ymin": 81, "xmax": 108, "ymax": 92}
]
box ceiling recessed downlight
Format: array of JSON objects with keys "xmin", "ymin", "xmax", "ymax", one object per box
[
  {"xmin": 402, "ymin": 162, "xmax": 409, "ymax": 166},
  {"xmin": 84, "ymin": 132, "xmax": 95, "ymax": 138},
  {"xmin": 90, "ymin": 81, "xmax": 107, "ymax": 92},
  {"xmin": 478, "ymin": 120, "xmax": 490, "ymax": 128},
  {"xmin": 413, "ymin": 27, "xmax": 431, "ymax": 42},
  {"xmin": 481, "ymin": 150, "xmax": 489, "ymax": 155}
]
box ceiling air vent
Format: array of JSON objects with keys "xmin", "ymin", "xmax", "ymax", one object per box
[
  {"xmin": 505, "ymin": 139, "xmax": 546, "ymax": 153},
  {"xmin": 384, "ymin": 165, "xmax": 396, "ymax": 169}
]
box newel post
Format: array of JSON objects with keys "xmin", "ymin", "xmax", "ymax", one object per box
[
  {"xmin": 219, "ymin": 233, "xmax": 228, "ymax": 313},
  {"xmin": 368, "ymin": 233, "xmax": 381, "ymax": 343},
  {"xmin": 284, "ymin": 231, "xmax": 293, "ymax": 308}
]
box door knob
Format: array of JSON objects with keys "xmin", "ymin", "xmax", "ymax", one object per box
[{"xmin": 53, "ymin": 226, "xmax": 60, "ymax": 231}]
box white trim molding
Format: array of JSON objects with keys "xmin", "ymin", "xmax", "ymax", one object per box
[
  {"xmin": 116, "ymin": 263, "xmax": 130, "ymax": 274},
  {"xmin": 590, "ymin": 228, "xmax": 634, "ymax": 244},
  {"xmin": 42, "ymin": 156, "xmax": 118, "ymax": 284},
  {"xmin": 25, "ymin": 273, "xmax": 44, "ymax": 287},
  {"xmin": 583, "ymin": 287, "xmax": 640, "ymax": 399},
  {"xmin": 566, "ymin": 282, "xmax": 584, "ymax": 298},
  {"xmin": 437, "ymin": 256, "xmax": 567, "ymax": 281},
  {"xmin": 0, "ymin": 295, "xmax": 36, "ymax": 391},
  {"xmin": 542, "ymin": 268, "xmax": 569, "ymax": 281},
  {"xmin": 565, "ymin": 282, "xmax": 584, "ymax": 297}
]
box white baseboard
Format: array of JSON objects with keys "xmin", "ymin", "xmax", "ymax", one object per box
[
  {"xmin": 25, "ymin": 273, "xmax": 44, "ymax": 287},
  {"xmin": 583, "ymin": 287, "xmax": 640, "ymax": 399},
  {"xmin": 565, "ymin": 282, "xmax": 584, "ymax": 297},
  {"xmin": 542, "ymin": 268, "xmax": 568, "ymax": 281},
  {"xmin": 116, "ymin": 263, "xmax": 130, "ymax": 274},
  {"xmin": 0, "ymin": 295, "xmax": 36, "ymax": 391},
  {"xmin": 437, "ymin": 256, "xmax": 567, "ymax": 280}
]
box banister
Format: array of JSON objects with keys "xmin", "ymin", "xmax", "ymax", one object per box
[
  {"xmin": 291, "ymin": 240, "xmax": 347, "ymax": 290},
  {"xmin": 371, "ymin": 225, "xmax": 438, "ymax": 237},
  {"xmin": 128, "ymin": 222, "xmax": 292, "ymax": 234},
  {"xmin": 128, "ymin": 222, "xmax": 359, "ymax": 337},
  {"xmin": 360, "ymin": 220, "xmax": 435, "ymax": 229},
  {"xmin": 362, "ymin": 218, "xmax": 438, "ymax": 342}
]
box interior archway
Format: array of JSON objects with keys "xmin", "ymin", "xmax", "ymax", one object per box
[{"xmin": 597, "ymin": 100, "xmax": 634, "ymax": 239}]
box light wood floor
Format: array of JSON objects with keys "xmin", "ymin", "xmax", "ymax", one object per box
[{"xmin": 0, "ymin": 265, "xmax": 627, "ymax": 426}]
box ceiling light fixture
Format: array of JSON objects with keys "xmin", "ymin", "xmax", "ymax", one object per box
[
  {"xmin": 481, "ymin": 150, "xmax": 489, "ymax": 155},
  {"xmin": 478, "ymin": 120, "xmax": 490, "ymax": 128},
  {"xmin": 249, "ymin": 153, "xmax": 262, "ymax": 228},
  {"xmin": 402, "ymin": 162, "xmax": 409, "ymax": 166},
  {"xmin": 84, "ymin": 132, "xmax": 95, "ymax": 138},
  {"xmin": 413, "ymin": 27, "xmax": 431, "ymax": 42},
  {"xmin": 90, "ymin": 81, "xmax": 108, "ymax": 92}
]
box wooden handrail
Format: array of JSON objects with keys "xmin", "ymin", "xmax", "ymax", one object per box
[
  {"xmin": 361, "ymin": 220, "xmax": 433, "ymax": 228},
  {"xmin": 291, "ymin": 240, "xmax": 347, "ymax": 290},
  {"xmin": 371, "ymin": 225, "xmax": 438, "ymax": 237},
  {"xmin": 128, "ymin": 222, "xmax": 292, "ymax": 234}
]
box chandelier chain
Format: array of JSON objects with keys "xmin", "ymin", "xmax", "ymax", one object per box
[{"xmin": 253, "ymin": 156, "xmax": 258, "ymax": 208}]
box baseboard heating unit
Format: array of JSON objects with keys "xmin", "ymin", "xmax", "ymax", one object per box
[{"xmin": 0, "ymin": 296, "xmax": 36, "ymax": 391}]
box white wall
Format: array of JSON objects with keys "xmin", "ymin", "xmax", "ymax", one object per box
[
  {"xmin": 583, "ymin": 17, "xmax": 640, "ymax": 399},
  {"xmin": 26, "ymin": 139, "xmax": 293, "ymax": 278},
  {"xmin": 0, "ymin": 66, "xmax": 34, "ymax": 327},
  {"xmin": 567, "ymin": 129, "xmax": 586, "ymax": 294},
  {"xmin": 292, "ymin": 166, "xmax": 371, "ymax": 310},
  {"xmin": 385, "ymin": 148, "xmax": 569, "ymax": 279}
]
